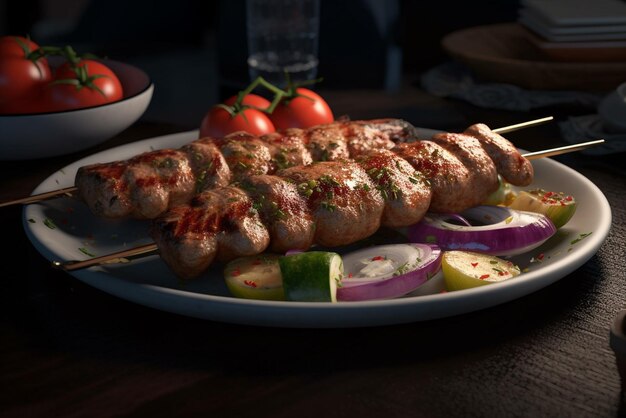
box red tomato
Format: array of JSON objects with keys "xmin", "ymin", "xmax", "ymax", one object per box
[
  {"xmin": 42, "ymin": 60, "xmax": 123, "ymax": 112},
  {"xmin": 270, "ymin": 88, "xmax": 334, "ymax": 129},
  {"xmin": 224, "ymin": 93, "xmax": 271, "ymax": 110},
  {"xmin": 199, "ymin": 105, "xmax": 275, "ymax": 138},
  {"xmin": 0, "ymin": 36, "xmax": 51, "ymax": 112}
]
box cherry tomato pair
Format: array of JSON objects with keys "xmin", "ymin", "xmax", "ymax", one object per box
[
  {"xmin": 199, "ymin": 87, "xmax": 334, "ymax": 138},
  {"xmin": 0, "ymin": 36, "xmax": 123, "ymax": 114}
]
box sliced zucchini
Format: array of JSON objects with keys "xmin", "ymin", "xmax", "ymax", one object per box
[
  {"xmin": 442, "ymin": 251, "xmax": 521, "ymax": 291},
  {"xmin": 224, "ymin": 254, "xmax": 285, "ymax": 301},
  {"xmin": 508, "ymin": 189, "xmax": 577, "ymax": 228},
  {"xmin": 279, "ymin": 251, "xmax": 343, "ymax": 302},
  {"xmin": 483, "ymin": 175, "xmax": 516, "ymax": 206}
]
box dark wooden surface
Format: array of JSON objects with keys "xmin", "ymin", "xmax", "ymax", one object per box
[{"xmin": 1, "ymin": 84, "xmax": 625, "ymax": 418}]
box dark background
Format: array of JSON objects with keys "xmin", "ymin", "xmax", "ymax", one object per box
[{"xmin": 0, "ymin": 0, "xmax": 520, "ymax": 127}]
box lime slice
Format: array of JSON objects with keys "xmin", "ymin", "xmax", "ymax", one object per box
[
  {"xmin": 508, "ymin": 189, "xmax": 577, "ymax": 228},
  {"xmin": 224, "ymin": 254, "xmax": 285, "ymax": 301},
  {"xmin": 442, "ymin": 251, "xmax": 521, "ymax": 291},
  {"xmin": 279, "ymin": 251, "xmax": 343, "ymax": 302}
]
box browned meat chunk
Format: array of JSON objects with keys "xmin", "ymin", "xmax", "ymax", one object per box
[
  {"xmin": 181, "ymin": 139, "xmax": 231, "ymax": 192},
  {"xmin": 75, "ymin": 161, "xmax": 133, "ymax": 218},
  {"xmin": 431, "ymin": 132, "xmax": 499, "ymax": 209},
  {"xmin": 357, "ymin": 149, "xmax": 432, "ymax": 227},
  {"xmin": 213, "ymin": 132, "xmax": 273, "ymax": 182},
  {"xmin": 278, "ymin": 161, "xmax": 384, "ymax": 247},
  {"xmin": 304, "ymin": 124, "xmax": 351, "ymax": 162},
  {"xmin": 151, "ymin": 192, "xmax": 221, "ymax": 279},
  {"xmin": 393, "ymin": 141, "xmax": 473, "ymax": 213},
  {"xmin": 151, "ymin": 186, "xmax": 270, "ymax": 278},
  {"xmin": 241, "ymin": 175, "xmax": 315, "ymax": 252},
  {"xmin": 213, "ymin": 187, "xmax": 270, "ymax": 262},
  {"xmin": 464, "ymin": 123, "xmax": 533, "ymax": 186},
  {"xmin": 77, "ymin": 149, "xmax": 196, "ymax": 219},
  {"xmin": 345, "ymin": 118, "xmax": 419, "ymax": 155},
  {"xmin": 260, "ymin": 130, "xmax": 313, "ymax": 170}
]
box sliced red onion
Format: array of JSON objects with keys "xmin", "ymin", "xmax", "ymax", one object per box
[
  {"xmin": 408, "ymin": 205, "xmax": 557, "ymax": 256},
  {"xmin": 285, "ymin": 249, "xmax": 305, "ymax": 256},
  {"xmin": 337, "ymin": 243, "xmax": 442, "ymax": 301}
]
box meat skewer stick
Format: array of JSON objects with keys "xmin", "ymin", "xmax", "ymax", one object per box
[
  {"xmin": 54, "ymin": 136, "xmax": 603, "ymax": 278},
  {"xmin": 0, "ymin": 117, "xmax": 554, "ymax": 210}
]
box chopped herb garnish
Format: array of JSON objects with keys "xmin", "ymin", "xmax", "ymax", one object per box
[
  {"xmin": 43, "ymin": 218, "xmax": 56, "ymax": 229},
  {"xmin": 320, "ymin": 201, "xmax": 336, "ymax": 212},
  {"xmin": 28, "ymin": 218, "xmax": 36, "ymax": 223},
  {"xmin": 79, "ymin": 247, "xmax": 96, "ymax": 257},
  {"xmin": 570, "ymin": 232, "xmax": 593, "ymax": 245}
]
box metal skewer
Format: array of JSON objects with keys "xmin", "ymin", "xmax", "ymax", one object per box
[
  {"xmin": 1, "ymin": 116, "xmax": 556, "ymax": 209},
  {"xmin": 52, "ymin": 137, "xmax": 606, "ymax": 272}
]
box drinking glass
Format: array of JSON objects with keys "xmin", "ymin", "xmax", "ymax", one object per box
[{"xmin": 246, "ymin": 0, "xmax": 320, "ymax": 87}]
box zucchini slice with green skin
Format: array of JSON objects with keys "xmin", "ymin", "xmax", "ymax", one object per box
[
  {"xmin": 508, "ymin": 189, "xmax": 577, "ymax": 228},
  {"xmin": 224, "ymin": 254, "xmax": 285, "ymax": 301},
  {"xmin": 483, "ymin": 175, "xmax": 515, "ymax": 206},
  {"xmin": 279, "ymin": 251, "xmax": 343, "ymax": 302},
  {"xmin": 442, "ymin": 251, "xmax": 521, "ymax": 291}
]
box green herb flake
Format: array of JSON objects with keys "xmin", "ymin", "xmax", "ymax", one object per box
[
  {"xmin": 79, "ymin": 247, "xmax": 96, "ymax": 257},
  {"xmin": 43, "ymin": 218, "xmax": 57, "ymax": 229},
  {"xmin": 28, "ymin": 218, "xmax": 36, "ymax": 224},
  {"xmin": 570, "ymin": 232, "xmax": 593, "ymax": 245},
  {"xmin": 393, "ymin": 262, "xmax": 409, "ymax": 276}
]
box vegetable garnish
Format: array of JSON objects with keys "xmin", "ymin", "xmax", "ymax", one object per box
[
  {"xmin": 280, "ymin": 251, "xmax": 343, "ymax": 302},
  {"xmin": 508, "ymin": 189, "xmax": 577, "ymax": 229},
  {"xmin": 408, "ymin": 206, "xmax": 557, "ymax": 256},
  {"xmin": 337, "ymin": 244, "xmax": 442, "ymax": 301},
  {"xmin": 483, "ymin": 175, "xmax": 515, "ymax": 206},
  {"xmin": 79, "ymin": 247, "xmax": 95, "ymax": 257},
  {"xmin": 43, "ymin": 218, "xmax": 56, "ymax": 229},
  {"xmin": 571, "ymin": 232, "xmax": 593, "ymax": 245},
  {"xmin": 442, "ymin": 251, "xmax": 521, "ymax": 291},
  {"xmin": 224, "ymin": 254, "xmax": 285, "ymax": 301}
]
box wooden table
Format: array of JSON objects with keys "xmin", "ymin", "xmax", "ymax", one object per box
[{"xmin": 1, "ymin": 85, "xmax": 624, "ymax": 417}]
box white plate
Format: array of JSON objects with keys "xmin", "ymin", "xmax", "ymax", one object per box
[{"xmin": 22, "ymin": 130, "xmax": 612, "ymax": 328}]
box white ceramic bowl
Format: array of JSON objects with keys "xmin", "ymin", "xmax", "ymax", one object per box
[
  {"xmin": 598, "ymin": 81, "xmax": 626, "ymax": 133},
  {"xmin": 0, "ymin": 59, "xmax": 154, "ymax": 160}
]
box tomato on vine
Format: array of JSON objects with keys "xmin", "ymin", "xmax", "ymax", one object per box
[
  {"xmin": 0, "ymin": 36, "xmax": 51, "ymax": 113},
  {"xmin": 223, "ymin": 93, "xmax": 271, "ymax": 110},
  {"xmin": 270, "ymin": 87, "xmax": 334, "ymax": 129},
  {"xmin": 198, "ymin": 75, "xmax": 335, "ymax": 137},
  {"xmin": 42, "ymin": 59, "xmax": 123, "ymax": 112},
  {"xmin": 199, "ymin": 81, "xmax": 284, "ymax": 138},
  {"xmin": 199, "ymin": 105, "xmax": 275, "ymax": 138}
]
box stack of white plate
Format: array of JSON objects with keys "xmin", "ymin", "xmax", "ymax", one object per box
[{"xmin": 519, "ymin": 0, "xmax": 626, "ymax": 42}]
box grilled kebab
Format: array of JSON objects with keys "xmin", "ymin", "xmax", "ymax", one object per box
[{"xmin": 145, "ymin": 121, "xmax": 533, "ymax": 278}]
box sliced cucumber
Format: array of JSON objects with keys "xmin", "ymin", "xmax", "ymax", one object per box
[
  {"xmin": 442, "ymin": 251, "xmax": 521, "ymax": 291},
  {"xmin": 508, "ymin": 189, "xmax": 577, "ymax": 228},
  {"xmin": 279, "ymin": 251, "xmax": 343, "ymax": 302},
  {"xmin": 224, "ymin": 254, "xmax": 285, "ymax": 301}
]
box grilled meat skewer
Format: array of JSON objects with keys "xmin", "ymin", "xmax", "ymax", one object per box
[
  {"xmin": 76, "ymin": 119, "xmax": 418, "ymax": 219},
  {"xmin": 152, "ymin": 129, "xmax": 533, "ymax": 278}
]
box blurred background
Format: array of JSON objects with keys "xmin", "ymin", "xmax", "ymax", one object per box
[{"xmin": 0, "ymin": 0, "xmax": 522, "ymax": 128}]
